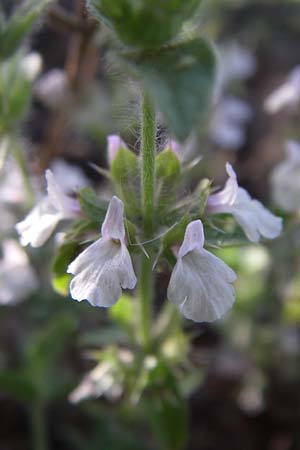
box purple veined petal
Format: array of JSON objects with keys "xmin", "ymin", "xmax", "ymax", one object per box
[
  {"xmin": 178, "ymin": 220, "xmax": 204, "ymax": 258},
  {"xmin": 167, "ymin": 222, "xmax": 236, "ymax": 322},
  {"xmin": 107, "ymin": 135, "xmax": 128, "ymax": 165},
  {"xmin": 101, "ymin": 196, "xmax": 125, "ymax": 242},
  {"xmin": 67, "ymin": 237, "xmax": 137, "ymax": 308},
  {"xmin": 231, "ymin": 189, "xmax": 283, "ymax": 243}
]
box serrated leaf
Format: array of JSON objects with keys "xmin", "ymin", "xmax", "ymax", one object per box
[
  {"xmin": 124, "ymin": 38, "xmax": 216, "ymax": 141},
  {"xmin": 89, "ymin": 0, "xmax": 202, "ymax": 49}
]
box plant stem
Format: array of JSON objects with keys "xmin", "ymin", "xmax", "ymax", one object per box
[
  {"xmin": 31, "ymin": 401, "xmax": 48, "ymax": 450},
  {"xmin": 139, "ymin": 93, "xmax": 156, "ymax": 349},
  {"xmin": 141, "ymin": 93, "xmax": 156, "ymax": 236},
  {"xmin": 11, "ymin": 136, "xmax": 35, "ymax": 207}
]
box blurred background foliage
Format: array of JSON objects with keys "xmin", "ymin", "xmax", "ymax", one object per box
[{"xmin": 1, "ymin": 0, "xmax": 300, "ymax": 449}]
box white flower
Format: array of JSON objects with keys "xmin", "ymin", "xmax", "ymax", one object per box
[
  {"xmin": 270, "ymin": 140, "xmax": 300, "ymax": 212},
  {"xmin": 217, "ymin": 44, "xmax": 256, "ymax": 89},
  {"xmin": 34, "ymin": 69, "xmax": 70, "ymax": 109},
  {"xmin": 50, "ymin": 159, "xmax": 90, "ymax": 194},
  {"xmin": 16, "ymin": 170, "xmax": 80, "ymax": 247},
  {"xmin": 264, "ymin": 66, "xmax": 300, "ymax": 114},
  {"xmin": 167, "ymin": 220, "xmax": 236, "ymax": 322},
  {"xmin": 67, "ymin": 196, "xmax": 137, "ymax": 307},
  {"xmin": 107, "ymin": 135, "xmax": 127, "ymax": 165},
  {"xmin": 0, "ymin": 240, "xmax": 38, "ymax": 305},
  {"xmin": 207, "ymin": 163, "xmax": 283, "ymax": 243},
  {"xmin": 21, "ymin": 52, "xmax": 43, "ymax": 82}
]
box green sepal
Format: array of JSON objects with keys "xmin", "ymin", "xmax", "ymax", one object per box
[
  {"xmin": 156, "ymin": 148, "xmax": 181, "ymax": 182},
  {"xmin": 52, "ymin": 241, "xmax": 79, "ymax": 296},
  {"xmin": 89, "ymin": 0, "xmax": 202, "ymax": 50},
  {"xmin": 123, "ymin": 37, "xmax": 216, "ymax": 141},
  {"xmin": 78, "ymin": 187, "xmax": 108, "ymax": 225},
  {"xmin": 162, "ymin": 214, "xmax": 190, "ymax": 250},
  {"xmin": 110, "ymin": 147, "xmax": 141, "ymax": 218}
]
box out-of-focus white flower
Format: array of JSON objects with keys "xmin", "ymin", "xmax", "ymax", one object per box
[
  {"xmin": 21, "ymin": 52, "xmax": 43, "ymax": 82},
  {"xmin": 107, "ymin": 135, "xmax": 128, "ymax": 166},
  {"xmin": 207, "ymin": 163, "xmax": 283, "ymax": 243},
  {"xmin": 16, "ymin": 170, "xmax": 80, "ymax": 247},
  {"xmin": 50, "ymin": 159, "xmax": 89, "ymax": 194},
  {"xmin": 264, "ymin": 66, "xmax": 300, "ymax": 114},
  {"xmin": 34, "ymin": 69, "xmax": 70, "ymax": 109},
  {"xmin": 167, "ymin": 220, "xmax": 236, "ymax": 322},
  {"xmin": 0, "ymin": 240, "xmax": 38, "ymax": 305},
  {"xmin": 69, "ymin": 349, "xmax": 133, "ymax": 403},
  {"xmin": 211, "ymin": 44, "xmax": 256, "ymax": 151},
  {"xmin": 270, "ymin": 140, "xmax": 300, "ymax": 212},
  {"xmin": 215, "ymin": 43, "xmax": 256, "ymax": 98},
  {"xmin": 210, "ymin": 96, "xmax": 252, "ymax": 150},
  {"xmin": 68, "ymin": 196, "xmax": 137, "ymax": 307},
  {"xmin": 0, "ymin": 159, "xmax": 34, "ymax": 205}
]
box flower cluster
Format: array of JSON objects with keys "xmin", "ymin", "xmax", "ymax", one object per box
[{"xmin": 16, "ymin": 137, "xmax": 283, "ymax": 322}]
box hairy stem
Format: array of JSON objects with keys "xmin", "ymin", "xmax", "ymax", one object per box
[
  {"xmin": 141, "ymin": 93, "xmax": 156, "ymax": 236},
  {"xmin": 139, "ymin": 93, "xmax": 156, "ymax": 348}
]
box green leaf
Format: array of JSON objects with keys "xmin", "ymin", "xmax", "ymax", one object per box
[
  {"xmin": 124, "ymin": 38, "xmax": 216, "ymax": 141},
  {"xmin": 52, "ymin": 240, "xmax": 79, "ymax": 296},
  {"xmin": 89, "ymin": 0, "xmax": 202, "ymax": 49},
  {"xmin": 109, "ymin": 294, "xmax": 135, "ymax": 331},
  {"xmin": 0, "ymin": 0, "xmax": 53, "ymax": 60},
  {"xmin": 79, "ymin": 187, "xmax": 108, "ymax": 225}
]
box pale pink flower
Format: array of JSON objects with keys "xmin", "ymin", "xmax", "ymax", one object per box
[
  {"xmin": 207, "ymin": 163, "xmax": 282, "ymax": 243},
  {"xmin": 67, "ymin": 196, "xmax": 137, "ymax": 307},
  {"xmin": 167, "ymin": 220, "xmax": 236, "ymax": 322},
  {"xmin": 16, "ymin": 170, "xmax": 80, "ymax": 247}
]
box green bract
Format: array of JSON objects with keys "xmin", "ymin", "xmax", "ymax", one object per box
[{"xmin": 89, "ymin": 0, "xmax": 202, "ymax": 49}]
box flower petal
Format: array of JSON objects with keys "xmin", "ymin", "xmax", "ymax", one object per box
[
  {"xmin": 233, "ymin": 189, "xmax": 283, "ymax": 243},
  {"xmin": 178, "ymin": 220, "xmax": 204, "ymax": 257},
  {"xmin": 15, "ymin": 199, "xmax": 61, "ymax": 247},
  {"xmin": 168, "ymin": 248, "xmax": 236, "ymax": 322},
  {"xmin": 67, "ymin": 238, "xmax": 136, "ymax": 307},
  {"xmin": 46, "ymin": 169, "xmax": 74, "ymax": 213},
  {"xmin": 101, "ymin": 196, "xmax": 125, "ymax": 242},
  {"xmin": 207, "ymin": 162, "xmax": 238, "ymax": 208}
]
